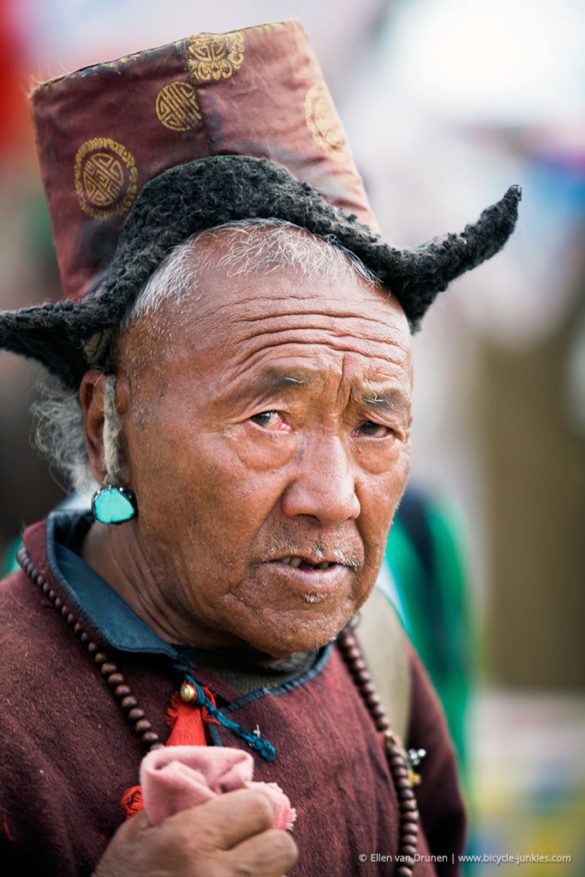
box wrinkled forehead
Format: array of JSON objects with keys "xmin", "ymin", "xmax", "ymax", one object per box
[{"xmin": 116, "ymin": 224, "xmax": 412, "ymax": 380}]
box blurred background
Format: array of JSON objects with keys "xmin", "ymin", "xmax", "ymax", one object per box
[{"xmin": 0, "ymin": 0, "xmax": 583, "ymax": 872}]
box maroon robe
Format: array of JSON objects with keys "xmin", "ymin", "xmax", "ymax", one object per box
[{"xmin": 0, "ymin": 519, "xmax": 465, "ymax": 875}]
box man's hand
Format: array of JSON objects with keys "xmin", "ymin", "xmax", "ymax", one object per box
[{"xmin": 93, "ymin": 789, "xmax": 298, "ymax": 876}]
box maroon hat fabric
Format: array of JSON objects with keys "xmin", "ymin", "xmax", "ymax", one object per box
[{"xmin": 31, "ymin": 21, "xmax": 374, "ymax": 301}]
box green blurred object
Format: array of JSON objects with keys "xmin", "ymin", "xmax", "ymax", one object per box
[
  {"xmin": 384, "ymin": 486, "xmax": 474, "ymax": 782},
  {"xmin": 1, "ymin": 537, "xmax": 20, "ymax": 577}
]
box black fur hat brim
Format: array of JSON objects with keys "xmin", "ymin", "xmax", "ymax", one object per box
[{"xmin": 0, "ymin": 155, "xmax": 520, "ymax": 388}]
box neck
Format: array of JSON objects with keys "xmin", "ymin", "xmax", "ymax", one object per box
[{"xmin": 81, "ymin": 521, "xmax": 247, "ymax": 652}]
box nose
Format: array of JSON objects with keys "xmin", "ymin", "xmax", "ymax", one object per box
[{"xmin": 280, "ymin": 432, "xmax": 361, "ymax": 526}]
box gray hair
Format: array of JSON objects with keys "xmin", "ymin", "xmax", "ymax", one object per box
[
  {"xmin": 32, "ymin": 220, "xmax": 382, "ymax": 494},
  {"xmin": 125, "ymin": 218, "xmax": 377, "ymax": 326}
]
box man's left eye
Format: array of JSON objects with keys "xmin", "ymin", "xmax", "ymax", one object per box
[
  {"xmin": 250, "ymin": 411, "xmax": 291, "ymax": 432},
  {"xmin": 353, "ymin": 421, "xmax": 392, "ymax": 438}
]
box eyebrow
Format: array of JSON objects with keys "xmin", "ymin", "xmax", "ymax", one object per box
[
  {"xmin": 360, "ymin": 389, "xmax": 411, "ymax": 419},
  {"xmin": 251, "ymin": 369, "xmax": 318, "ymax": 393},
  {"xmin": 228, "ymin": 368, "xmax": 410, "ymax": 417}
]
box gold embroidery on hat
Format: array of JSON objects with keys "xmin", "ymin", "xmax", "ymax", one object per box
[
  {"xmin": 156, "ymin": 81, "xmax": 201, "ymax": 131},
  {"xmin": 186, "ymin": 31, "xmax": 245, "ymax": 82},
  {"xmin": 304, "ymin": 84, "xmax": 348, "ymax": 162},
  {"xmin": 74, "ymin": 138, "xmax": 138, "ymax": 220}
]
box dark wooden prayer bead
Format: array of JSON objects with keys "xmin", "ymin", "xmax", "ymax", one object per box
[
  {"xmin": 21, "ymin": 551, "xmax": 163, "ymax": 756},
  {"xmin": 360, "ymin": 681, "xmax": 376, "ymax": 696},
  {"xmin": 114, "ymin": 684, "xmax": 131, "ymax": 698},
  {"xmin": 401, "ymin": 800, "xmax": 418, "ymax": 813},
  {"xmin": 128, "ymin": 707, "xmax": 145, "ymax": 722},
  {"xmin": 100, "ymin": 662, "xmax": 118, "ymax": 676}
]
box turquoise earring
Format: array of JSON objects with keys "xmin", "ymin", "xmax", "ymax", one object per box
[{"xmin": 91, "ymin": 485, "xmax": 138, "ymax": 525}]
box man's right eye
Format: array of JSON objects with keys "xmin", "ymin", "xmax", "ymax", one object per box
[{"xmin": 250, "ymin": 411, "xmax": 292, "ymax": 432}]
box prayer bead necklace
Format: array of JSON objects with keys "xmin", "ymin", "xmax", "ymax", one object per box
[
  {"xmin": 337, "ymin": 625, "xmax": 420, "ymax": 877},
  {"xmin": 18, "ymin": 546, "xmax": 419, "ymax": 877}
]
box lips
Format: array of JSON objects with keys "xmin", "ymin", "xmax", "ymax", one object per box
[
  {"xmin": 260, "ymin": 552, "xmax": 356, "ymax": 603},
  {"xmin": 278, "ymin": 556, "xmax": 334, "ymax": 571}
]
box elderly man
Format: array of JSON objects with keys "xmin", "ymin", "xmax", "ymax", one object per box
[{"xmin": 0, "ymin": 21, "xmax": 519, "ymax": 877}]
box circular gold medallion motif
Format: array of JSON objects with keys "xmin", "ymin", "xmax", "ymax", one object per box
[
  {"xmin": 304, "ymin": 84, "xmax": 348, "ymax": 162},
  {"xmin": 156, "ymin": 81, "xmax": 201, "ymax": 132},
  {"xmin": 186, "ymin": 31, "xmax": 245, "ymax": 82},
  {"xmin": 74, "ymin": 138, "xmax": 138, "ymax": 220}
]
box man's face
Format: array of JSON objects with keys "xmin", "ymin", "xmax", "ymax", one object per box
[{"xmin": 115, "ymin": 234, "xmax": 413, "ymax": 657}]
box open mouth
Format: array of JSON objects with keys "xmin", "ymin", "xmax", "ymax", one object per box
[
  {"xmin": 277, "ymin": 556, "xmax": 336, "ymax": 571},
  {"xmin": 266, "ymin": 554, "xmax": 351, "ymax": 601}
]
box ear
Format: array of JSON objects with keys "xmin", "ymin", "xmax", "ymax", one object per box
[{"xmin": 79, "ymin": 370, "xmax": 108, "ymax": 484}]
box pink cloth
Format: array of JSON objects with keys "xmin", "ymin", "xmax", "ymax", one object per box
[{"xmin": 140, "ymin": 745, "xmax": 296, "ymax": 831}]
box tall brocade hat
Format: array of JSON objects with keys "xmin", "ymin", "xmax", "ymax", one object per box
[{"xmin": 0, "ymin": 20, "xmax": 520, "ymax": 389}]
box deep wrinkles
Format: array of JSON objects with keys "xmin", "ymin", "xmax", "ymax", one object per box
[
  {"xmin": 226, "ymin": 333, "xmax": 410, "ymax": 374},
  {"xmin": 233, "ymin": 307, "xmax": 393, "ymax": 325}
]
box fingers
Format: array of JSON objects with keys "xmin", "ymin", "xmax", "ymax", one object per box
[
  {"xmin": 107, "ymin": 808, "xmax": 151, "ymax": 843},
  {"xmin": 94, "ymin": 790, "xmax": 292, "ymax": 877},
  {"xmin": 225, "ymin": 829, "xmax": 299, "ymax": 876},
  {"xmin": 160, "ymin": 789, "xmax": 275, "ymax": 850}
]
